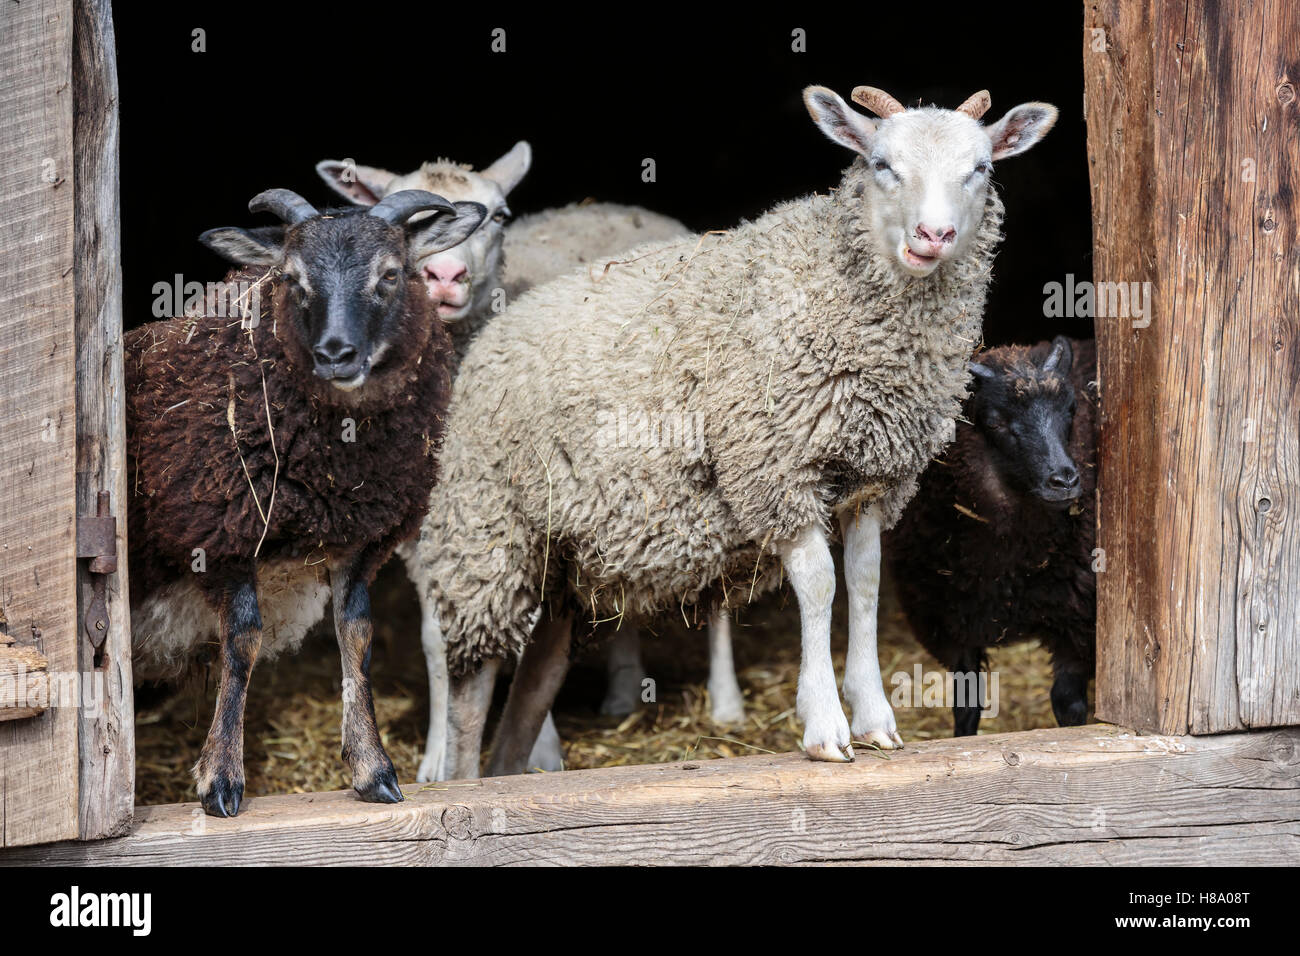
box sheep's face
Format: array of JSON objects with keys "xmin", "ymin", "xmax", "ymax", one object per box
[
  {"xmin": 968, "ymin": 337, "xmax": 1081, "ymax": 507},
  {"xmin": 278, "ymin": 215, "xmax": 413, "ymax": 390},
  {"xmin": 804, "ymin": 86, "xmax": 1057, "ymax": 279},
  {"xmin": 200, "ymin": 189, "xmax": 486, "ymax": 393},
  {"xmin": 316, "ymin": 142, "xmax": 532, "ymax": 324}
]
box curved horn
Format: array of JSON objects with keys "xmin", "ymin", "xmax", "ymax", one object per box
[
  {"xmin": 851, "ymin": 86, "xmax": 905, "ymax": 118},
  {"xmin": 248, "ymin": 188, "xmax": 318, "ymax": 225},
  {"xmin": 954, "ymin": 89, "xmax": 991, "ymax": 120},
  {"xmin": 368, "ymin": 189, "xmax": 458, "ymax": 225}
]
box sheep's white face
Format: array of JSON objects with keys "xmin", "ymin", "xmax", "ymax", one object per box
[
  {"xmin": 317, "ymin": 142, "xmax": 532, "ymax": 322},
  {"xmin": 804, "ymin": 87, "xmax": 1057, "ymax": 279}
]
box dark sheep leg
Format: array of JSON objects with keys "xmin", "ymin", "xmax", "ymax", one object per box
[
  {"xmin": 485, "ymin": 611, "xmax": 573, "ymax": 777},
  {"xmin": 193, "ymin": 578, "xmax": 263, "ymax": 817},
  {"xmin": 330, "ymin": 563, "xmax": 402, "ymax": 803},
  {"xmin": 1049, "ymin": 646, "xmax": 1092, "ymax": 727},
  {"xmin": 951, "ymin": 647, "xmax": 985, "ymax": 738}
]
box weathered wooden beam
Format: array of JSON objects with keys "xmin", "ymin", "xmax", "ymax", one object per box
[
  {"xmin": 0, "ymin": 639, "xmax": 50, "ymax": 722},
  {"xmin": 0, "ymin": 0, "xmax": 81, "ymax": 847},
  {"xmin": 72, "ymin": 0, "xmax": 133, "ymax": 842},
  {"xmin": 5, "ymin": 726, "xmax": 1297, "ymax": 865},
  {"xmin": 1085, "ymin": 0, "xmax": 1300, "ymax": 734}
]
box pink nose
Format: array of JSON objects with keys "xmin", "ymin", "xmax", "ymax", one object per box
[
  {"xmin": 425, "ymin": 261, "xmax": 468, "ymax": 285},
  {"xmin": 915, "ymin": 223, "xmax": 956, "ymax": 246}
]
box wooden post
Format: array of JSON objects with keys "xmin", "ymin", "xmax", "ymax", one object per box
[
  {"xmin": 1085, "ymin": 0, "xmax": 1300, "ymax": 734},
  {"xmin": 0, "ymin": 0, "xmax": 81, "ymax": 846},
  {"xmin": 73, "ymin": 0, "xmax": 133, "ymax": 840}
]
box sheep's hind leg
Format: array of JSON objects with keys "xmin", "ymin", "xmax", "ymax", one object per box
[
  {"xmin": 330, "ymin": 563, "xmax": 402, "ymax": 803},
  {"xmin": 600, "ymin": 623, "xmax": 645, "ymax": 716},
  {"xmin": 487, "ymin": 611, "xmax": 573, "ymax": 776},
  {"xmin": 416, "ymin": 592, "xmax": 449, "ymax": 783},
  {"xmin": 840, "ymin": 505, "xmax": 904, "ymax": 750},
  {"xmin": 708, "ymin": 607, "xmax": 745, "ymax": 724},
  {"xmin": 952, "ymin": 647, "xmax": 985, "ymax": 737},
  {"xmin": 193, "ymin": 578, "xmax": 263, "ymax": 817},
  {"xmin": 1049, "ymin": 648, "xmax": 1091, "ymax": 728},
  {"xmin": 779, "ymin": 524, "xmax": 853, "ymax": 762}
]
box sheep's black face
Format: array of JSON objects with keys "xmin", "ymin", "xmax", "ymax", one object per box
[
  {"xmin": 280, "ymin": 215, "xmax": 409, "ymax": 391},
  {"xmin": 969, "ymin": 338, "xmax": 1080, "ymax": 507}
]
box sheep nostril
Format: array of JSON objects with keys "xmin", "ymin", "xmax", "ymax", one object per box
[
  {"xmin": 1049, "ymin": 467, "xmax": 1080, "ymax": 490},
  {"xmin": 314, "ymin": 340, "xmax": 357, "ymax": 367}
]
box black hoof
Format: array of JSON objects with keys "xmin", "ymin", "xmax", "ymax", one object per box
[
  {"xmin": 199, "ymin": 777, "xmax": 244, "ymax": 817},
  {"xmin": 355, "ymin": 767, "xmax": 404, "ymax": 804},
  {"xmin": 1053, "ymin": 697, "xmax": 1089, "ymax": 727}
]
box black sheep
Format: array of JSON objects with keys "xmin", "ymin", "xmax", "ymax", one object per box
[{"xmin": 885, "ymin": 336, "xmax": 1097, "ymax": 736}]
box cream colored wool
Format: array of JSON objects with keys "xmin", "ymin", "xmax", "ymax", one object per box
[{"xmin": 416, "ymin": 150, "xmax": 1005, "ymax": 675}]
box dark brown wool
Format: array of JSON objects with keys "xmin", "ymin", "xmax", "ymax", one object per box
[
  {"xmin": 125, "ymin": 264, "xmax": 453, "ymax": 610},
  {"xmin": 885, "ymin": 339, "xmax": 1097, "ymax": 722}
]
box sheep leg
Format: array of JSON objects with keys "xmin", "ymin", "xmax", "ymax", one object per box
[
  {"xmin": 840, "ymin": 505, "xmax": 904, "ymax": 750},
  {"xmin": 486, "ymin": 612, "xmax": 573, "ymax": 776},
  {"xmin": 193, "ymin": 578, "xmax": 263, "ymax": 817},
  {"xmin": 1049, "ymin": 648, "xmax": 1092, "ymax": 728},
  {"xmin": 416, "ymin": 595, "xmax": 450, "ymax": 782},
  {"xmin": 779, "ymin": 524, "xmax": 853, "ymax": 762},
  {"xmin": 330, "ymin": 563, "xmax": 402, "ymax": 803},
  {"xmin": 708, "ymin": 608, "xmax": 746, "ymax": 724},
  {"xmin": 446, "ymin": 658, "xmax": 500, "ymax": 779},
  {"xmin": 952, "ymin": 647, "xmax": 985, "ymax": 737},
  {"xmin": 600, "ymin": 624, "xmax": 645, "ymax": 716}
]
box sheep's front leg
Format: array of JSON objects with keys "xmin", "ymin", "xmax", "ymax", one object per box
[
  {"xmin": 193, "ymin": 578, "xmax": 262, "ymax": 817},
  {"xmin": 840, "ymin": 505, "xmax": 904, "ymax": 750},
  {"xmin": 445, "ymin": 658, "xmax": 501, "ymax": 779},
  {"xmin": 330, "ymin": 563, "xmax": 403, "ymax": 803},
  {"xmin": 600, "ymin": 624, "xmax": 645, "ymax": 716},
  {"xmin": 708, "ymin": 607, "xmax": 746, "ymax": 724},
  {"xmin": 778, "ymin": 524, "xmax": 853, "ymax": 762},
  {"xmin": 416, "ymin": 598, "xmax": 449, "ymax": 783}
]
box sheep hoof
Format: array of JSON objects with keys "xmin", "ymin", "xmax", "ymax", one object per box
[
  {"xmin": 415, "ymin": 752, "xmax": 445, "ymax": 784},
  {"xmin": 198, "ymin": 776, "xmax": 244, "ymax": 818},
  {"xmin": 806, "ymin": 741, "xmax": 855, "ymax": 762},
  {"xmin": 356, "ymin": 769, "xmax": 405, "ymax": 804},
  {"xmin": 855, "ymin": 728, "xmax": 905, "ymax": 751}
]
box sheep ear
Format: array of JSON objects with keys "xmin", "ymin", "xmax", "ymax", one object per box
[
  {"xmin": 803, "ymin": 86, "xmax": 877, "ymax": 157},
  {"xmin": 984, "ymin": 103, "xmax": 1057, "ymax": 160},
  {"xmin": 315, "ymin": 159, "xmax": 397, "ymax": 205},
  {"xmin": 199, "ymin": 226, "xmax": 282, "ymax": 266},
  {"xmin": 1041, "ymin": 336, "xmax": 1073, "ymax": 375},
  {"xmin": 969, "ymin": 361, "xmax": 996, "ymax": 383},
  {"xmin": 480, "ymin": 141, "xmax": 532, "ymax": 195}
]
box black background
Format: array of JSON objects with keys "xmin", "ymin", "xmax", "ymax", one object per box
[{"xmin": 114, "ymin": 5, "xmax": 1093, "ymax": 345}]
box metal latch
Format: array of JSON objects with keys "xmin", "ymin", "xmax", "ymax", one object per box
[{"xmin": 76, "ymin": 491, "xmax": 118, "ymax": 651}]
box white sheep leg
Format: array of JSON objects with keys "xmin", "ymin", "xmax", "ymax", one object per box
[
  {"xmin": 445, "ymin": 658, "xmax": 500, "ymax": 780},
  {"xmin": 415, "ymin": 599, "xmax": 449, "ymax": 783},
  {"xmin": 778, "ymin": 523, "xmax": 853, "ymax": 762},
  {"xmin": 527, "ymin": 711, "xmax": 565, "ymax": 772},
  {"xmin": 600, "ymin": 624, "xmax": 645, "ymax": 716},
  {"xmin": 839, "ymin": 505, "xmax": 904, "ymax": 750},
  {"xmin": 707, "ymin": 608, "xmax": 745, "ymax": 724}
]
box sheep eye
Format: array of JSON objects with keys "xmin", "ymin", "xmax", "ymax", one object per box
[
  {"xmin": 871, "ymin": 158, "xmax": 892, "ymax": 173},
  {"xmin": 382, "ymin": 268, "xmax": 400, "ymax": 282},
  {"xmin": 974, "ymin": 161, "xmax": 992, "ymax": 176},
  {"xmin": 492, "ymin": 208, "xmax": 512, "ymax": 224}
]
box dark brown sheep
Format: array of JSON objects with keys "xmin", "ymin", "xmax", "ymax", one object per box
[
  {"xmin": 885, "ymin": 336, "xmax": 1097, "ymax": 736},
  {"xmin": 125, "ymin": 188, "xmax": 485, "ymax": 815}
]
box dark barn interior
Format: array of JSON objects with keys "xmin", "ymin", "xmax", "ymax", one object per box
[{"xmin": 112, "ymin": 5, "xmax": 1097, "ymax": 801}]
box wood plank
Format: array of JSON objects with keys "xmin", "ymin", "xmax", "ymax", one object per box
[
  {"xmin": 0, "ymin": 642, "xmax": 50, "ymax": 722},
  {"xmin": 4, "ymin": 726, "xmax": 1297, "ymax": 865},
  {"xmin": 72, "ymin": 0, "xmax": 133, "ymax": 841},
  {"xmin": 1085, "ymin": 0, "xmax": 1300, "ymax": 734},
  {"xmin": 0, "ymin": 0, "xmax": 81, "ymax": 847}
]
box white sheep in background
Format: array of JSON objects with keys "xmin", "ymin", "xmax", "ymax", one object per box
[
  {"xmin": 318, "ymin": 147, "xmax": 736, "ymax": 778},
  {"xmin": 413, "ymin": 84, "xmax": 1057, "ymax": 779}
]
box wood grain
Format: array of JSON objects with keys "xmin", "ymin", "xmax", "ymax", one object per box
[
  {"xmin": 4, "ymin": 726, "xmax": 1297, "ymax": 865},
  {"xmin": 0, "ymin": 641, "xmax": 50, "ymax": 722},
  {"xmin": 1086, "ymin": 0, "xmax": 1300, "ymax": 734},
  {"xmin": 0, "ymin": 0, "xmax": 81, "ymax": 847},
  {"xmin": 73, "ymin": 0, "xmax": 134, "ymax": 841}
]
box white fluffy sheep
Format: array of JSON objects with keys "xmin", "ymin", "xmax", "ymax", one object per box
[
  {"xmin": 318, "ymin": 145, "xmax": 696, "ymax": 778},
  {"xmin": 413, "ymin": 85, "xmax": 1057, "ymax": 778}
]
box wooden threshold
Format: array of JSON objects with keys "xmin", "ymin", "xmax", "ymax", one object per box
[{"xmin": 4, "ymin": 725, "xmax": 1298, "ymax": 866}]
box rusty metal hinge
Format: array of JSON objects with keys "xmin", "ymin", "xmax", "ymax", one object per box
[{"xmin": 76, "ymin": 491, "xmax": 118, "ymax": 650}]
